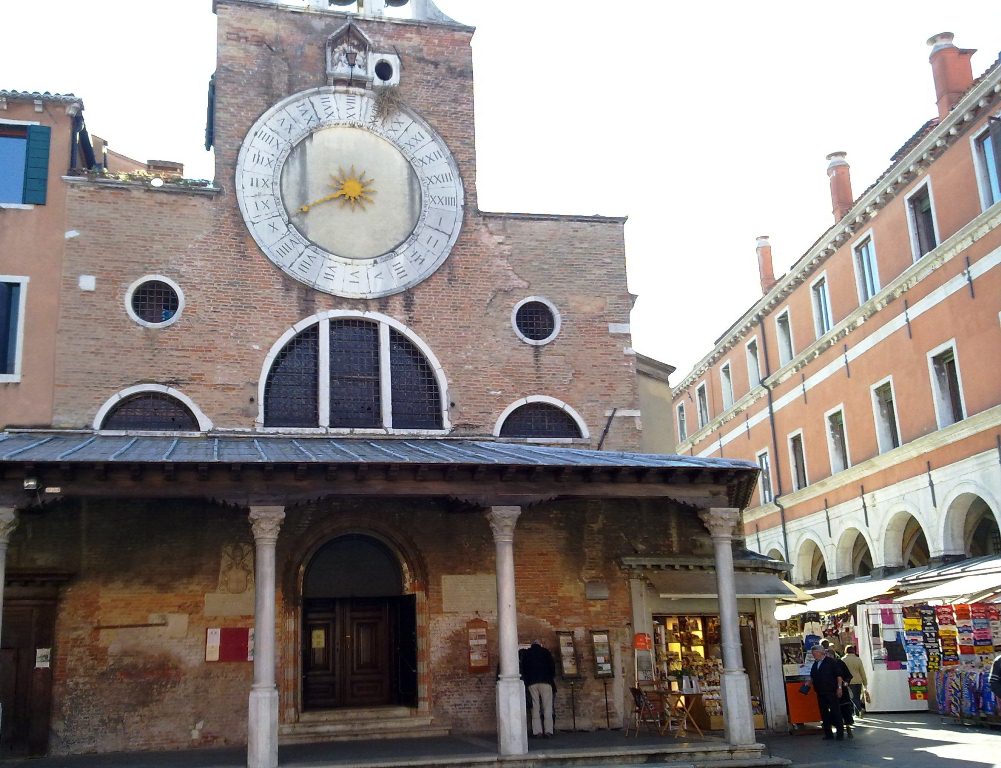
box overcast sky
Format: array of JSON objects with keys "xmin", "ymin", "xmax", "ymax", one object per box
[{"xmin": 4, "ymin": 1, "xmax": 1000, "ymax": 379}]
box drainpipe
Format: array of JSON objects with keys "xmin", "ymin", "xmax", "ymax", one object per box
[{"xmin": 758, "ymin": 318, "xmax": 789, "ymax": 562}]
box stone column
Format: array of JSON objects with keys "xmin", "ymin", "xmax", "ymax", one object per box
[
  {"xmin": 487, "ymin": 505, "xmax": 527, "ymax": 756},
  {"xmin": 699, "ymin": 507, "xmax": 756, "ymax": 746},
  {"xmin": 0, "ymin": 508, "xmax": 18, "ymax": 735},
  {"xmin": 248, "ymin": 506, "xmax": 285, "ymax": 768}
]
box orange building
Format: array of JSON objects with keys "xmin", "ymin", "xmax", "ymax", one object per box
[{"xmin": 671, "ymin": 33, "xmax": 1001, "ymax": 585}]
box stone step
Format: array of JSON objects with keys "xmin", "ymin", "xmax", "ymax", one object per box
[{"xmin": 279, "ymin": 711, "xmax": 450, "ymax": 744}]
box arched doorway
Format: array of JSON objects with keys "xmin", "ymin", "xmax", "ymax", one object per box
[
  {"xmin": 964, "ymin": 498, "xmax": 1001, "ymax": 557},
  {"xmin": 302, "ymin": 535, "xmax": 417, "ymax": 710},
  {"xmin": 902, "ymin": 516, "xmax": 930, "ymax": 568},
  {"xmin": 795, "ymin": 539, "xmax": 828, "ymax": 586}
]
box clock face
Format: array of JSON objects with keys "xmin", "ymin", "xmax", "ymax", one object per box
[{"xmin": 236, "ymin": 87, "xmax": 464, "ymax": 298}]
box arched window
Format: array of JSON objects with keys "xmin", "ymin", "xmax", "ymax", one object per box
[
  {"xmin": 263, "ymin": 314, "xmax": 445, "ymax": 431},
  {"xmin": 498, "ymin": 402, "xmax": 583, "ymax": 439},
  {"xmin": 101, "ymin": 392, "xmax": 199, "ymax": 431}
]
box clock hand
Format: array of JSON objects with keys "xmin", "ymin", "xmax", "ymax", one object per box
[{"xmin": 299, "ymin": 190, "xmax": 346, "ymax": 213}]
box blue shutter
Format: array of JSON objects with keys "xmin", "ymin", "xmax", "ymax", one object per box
[{"xmin": 22, "ymin": 124, "xmax": 50, "ymax": 205}]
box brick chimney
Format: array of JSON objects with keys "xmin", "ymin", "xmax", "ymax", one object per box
[
  {"xmin": 756, "ymin": 236, "xmax": 776, "ymax": 294},
  {"xmin": 826, "ymin": 151, "xmax": 853, "ymax": 223},
  {"xmin": 928, "ymin": 32, "xmax": 976, "ymax": 120}
]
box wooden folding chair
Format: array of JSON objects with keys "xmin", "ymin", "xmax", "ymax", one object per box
[{"xmin": 626, "ymin": 686, "xmax": 668, "ymax": 736}]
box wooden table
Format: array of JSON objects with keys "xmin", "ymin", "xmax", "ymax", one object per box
[{"xmin": 665, "ymin": 691, "xmax": 704, "ymax": 737}]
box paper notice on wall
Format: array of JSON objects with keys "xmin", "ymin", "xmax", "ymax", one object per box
[
  {"xmin": 35, "ymin": 648, "xmax": 51, "ymax": 669},
  {"xmin": 206, "ymin": 628, "xmax": 221, "ymax": 662}
]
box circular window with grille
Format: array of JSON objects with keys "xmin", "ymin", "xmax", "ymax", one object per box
[
  {"xmin": 125, "ymin": 275, "xmax": 183, "ymax": 328},
  {"xmin": 512, "ymin": 296, "xmax": 560, "ymax": 345}
]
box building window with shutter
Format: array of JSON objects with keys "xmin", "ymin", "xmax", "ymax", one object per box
[
  {"xmin": 0, "ymin": 278, "xmax": 27, "ymax": 381},
  {"xmin": 720, "ymin": 362, "xmax": 734, "ymax": 410},
  {"xmin": 973, "ymin": 118, "xmax": 1001, "ymax": 210},
  {"xmin": 696, "ymin": 383, "xmax": 710, "ymax": 429},
  {"xmin": 928, "ymin": 342, "xmax": 965, "ymax": 428},
  {"xmin": 775, "ymin": 309, "xmax": 794, "ymax": 366},
  {"xmin": 826, "ymin": 408, "xmax": 850, "ymax": 474},
  {"xmin": 871, "ymin": 378, "xmax": 901, "ymax": 453},
  {"xmin": 853, "ymin": 234, "xmax": 880, "ymax": 304},
  {"xmin": 0, "ymin": 122, "xmax": 50, "ymax": 206},
  {"xmin": 810, "ymin": 274, "xmax": 833, "ymax": 339},
  {"xmin": 756, "ymin": 449, "xmax": 773, "ymax": 504},
  {"xmin": 746, "ymin": 337, "xmax": 761, "ymax": 388},
  {"xmin": 677, "ymin": 403, "xmax": 687, "ymax": 442},
  {"xmin": 788, "ymin": 432, "xmax": 808, "ymax": 491},
  {"xmin": 906, "ymin": 182, "xmax": 938, "ymax": 260}
]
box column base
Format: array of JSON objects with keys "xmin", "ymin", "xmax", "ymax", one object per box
[
  {"xmin": 496, "ymin": 677, "xmax": 528, "ymax": 756},
  {"xmin": 720, "ymin": 669, "xmax": 756, "ymax": 746},
  {"xmin": 248, "ymin": 686, "xmax": 279, "ymax": 768}
]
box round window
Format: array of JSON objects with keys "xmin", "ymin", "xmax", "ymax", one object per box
[
  {"xmin": 512, "ymin": 297, "xmax": 560, "ymax": 345},
  {"xmin": 126, "ymin": 276, "xmax": 183, "ymax": 328}
]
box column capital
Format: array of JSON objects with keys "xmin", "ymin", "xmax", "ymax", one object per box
[
  {"xmin": 486, "ymin": 505, "xmax": 521, "ymax": 543},
  {"xmin": 699, "ymin": 507, "xmax": 741, "ymax": 541},
  {"xmin": 0, "ymin": 508, "xmax": 18, "ymax": 546},
  {"xmin": 249, "ymin": 506, "xmax": 285, "ymax": 543}
]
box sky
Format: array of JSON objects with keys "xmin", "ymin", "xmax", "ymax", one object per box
[{"xmin": 3, "ymin": 1, "xmax": 1000, "ymax": 380}]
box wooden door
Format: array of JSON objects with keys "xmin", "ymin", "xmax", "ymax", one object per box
[
  {"xmin": 0, "ymin": 602, "xmax": 55, "ymax": 756},
  {"xmin": 303, "ymin": 598, "xmax": 391, "ymax": 709}
]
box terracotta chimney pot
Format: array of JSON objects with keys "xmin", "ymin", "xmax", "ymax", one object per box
[
  {"xmin": 756, "ymin": 236, "xmax": 776, "ymax": 294},
  {"xmin": 928, "ymin": 32, "xmax": 976, "ymax": 120},
  {"xmin": 826, "ymin": 151, "xmax": 853, "ymax": 223}
]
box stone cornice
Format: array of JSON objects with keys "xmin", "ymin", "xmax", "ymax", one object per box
[
  {"xmin": 742, "ymin": 403, "xmax": 1001, "ymax": 525},
  {"xmin": 675, "ymin": 200, "xmax": 1001, "ymax": 451},
  {"xmin": 673, "ymin": 65, "xmax": 1001, "ymax": 396}
]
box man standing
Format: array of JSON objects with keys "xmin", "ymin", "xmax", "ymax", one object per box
[
  {"xmin": 808, "ymin": 645, "xmax": 845, "ymax": 740},
  {"xmin": 841, "ymin": 645, "xmax": 868, "ymax": 717},
  {"xmin": 520, "ymin": 639, "xmax": 557, "ymax": 738}
]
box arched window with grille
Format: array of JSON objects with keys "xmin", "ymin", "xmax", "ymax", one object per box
[
  {"xmin": 495, "ymin": 397, "xmax": 587, "ymax": 440},
  {"xmin": 99, "ymin": 390, "xmax": 200, "ymax": 431},
  {"xmin": 262, "ymin": 313, "xmax": 447, "ymax": 431}
]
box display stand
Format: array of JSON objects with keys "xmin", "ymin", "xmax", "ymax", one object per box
[
  {"xmin": 556, "ymin": 630, "xmax": 581, "ymax": 731},
  {"xmin": 591, "ymin": 630, "xmax": 613, "ymax": 730}
]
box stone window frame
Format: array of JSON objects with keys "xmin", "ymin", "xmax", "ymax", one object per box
[
  {"xmin": 124, "ymin": 274, "xmax": 185, "ymax": 329},
  {"xmin": 93, "ymin": 384, "xmax": 213, "ymax": 433},
  {"xmin": 970, "ymin": 114, "xmax": 1001, "ymax": 212},
  {"xmin": 926, "ymin": 338, "xmax": 967, "ymax": 429},
  {"xmin": 904, "ymin": 178, "xmax": 940, "ymax": 262},
  {"xmin": 824, "ymin": 403, "xmax": 851, "ymax": 475},
  {"xmin": 0, "ymin": 274, "xmax": 28, "ymax": 383},
  {"xmin": 256, "ymin": 309, "xmax": 451, "ymax": 434},
  {"xmin": 755, "ymin": 447, "xmax": 773, "ymax": 505},
  {"xmin": 809, "ymin": 271, "xmax": 833, "ymax": 340},
  {"xmin": 511, "ymin": 296, "xmax": 561, "ymax": 346},
  {"xmin": 787, "ymin": 428, "xmax": 809, "ymax": 492},
  {"xmin": 851, "ymin": 228, "xmax": 881, "ymax": 305},
  {"xmin": 676, "ymin": 402, "xmax": 687, "ymax": 443},
  {"xmin": 492, "ymin": 395, "xmax": 589, "ymax": 443}
]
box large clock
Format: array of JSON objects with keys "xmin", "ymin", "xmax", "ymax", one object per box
[{"xmin": 235, "ymin": 87, "xmax": 464, "ymax": 298}]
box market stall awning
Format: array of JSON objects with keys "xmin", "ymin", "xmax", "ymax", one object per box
[
  {"xmin": 781, "ymin": 580, "xmax": 814, "ymax": 603},
  {"xmin": 774, "ymin": 577, "xmax": 900, "ymax": 620},
  {"xmin": 898, "ymin": 571, "xmax": 1001, "ymax": 603},
  {"xmin": 648, "ymin": 571, "xmax": 800, "ymax": 599}
]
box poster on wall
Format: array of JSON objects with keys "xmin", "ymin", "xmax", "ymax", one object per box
[
  {"xmin": 467, "ymin": 618, "xmax": 490, "ymax": 674},
  {"xmin": 206, "ymin": 627, "xmax": 254, "ymax": 662},
  {"xmin": 556, "ymin": 630, "xmax": 580, "ymax": 678},
  {"xmin": 591, "ymin": 629, "xmax": 613, "ymax": 678}
]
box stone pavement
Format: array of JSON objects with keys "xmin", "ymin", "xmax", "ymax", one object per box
[
  {"xmin": 5, "ymin": 712, "xmax": 999, "ymax": 768},
  {"xmin": 759, "ymin": 711, "xmax": 1001, "ymax": 767}
]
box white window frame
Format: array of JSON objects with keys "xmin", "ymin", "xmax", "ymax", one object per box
[
  {"xmin": 676, "ymin": 402, "xmax": 687, "ymax": 442},
  {"xmin": 810, "ymin": 272, "xmax": 833, "ymax": 339},
  {"xmin": 756, "ymin": 448, "xmax": 773, "ymax": 505},
  {"xmin": 720, "ymin": 361, "xmax": 734, "ymax": 410},
  {"xmin": 787, "ymin": 429, "xmax": 809, "ymax": 492},
  {"xmin": 824, "ymin": 404, "xmax": 851, "ymax": 475},
  {"xmin": 745, "ymin": 336, "xmax": 761, "ymax": 388},
  {"xmin": 696, "ymin": 382, "xmax": 710, "ymax": 429},
  {"xmin": 870, "ymin": 376, "xmax": 901, "ymax": 454},
  {"xmin": 256, "ymin": 309, "xmax": 451, "ymax": 433},
  {"xmin": 511, "ymin": 295, "xmax": 561, "ymax": 346},
  {"xmin": 124, "ymin": 274, "xmax": 185, "ymax": 329},
  {"xmin": 851, "ymin": 229, "xmax": 881, "ymax": 304},
  {"xmin": 493, "ymin": 394, "xmax": 589, "ymax": 442},
  {"xmin": 970, "ymin": 118, "xmax": 1001, "ymax": 211},
  {"xmin": 904, "ymin": 178, "xmax": 940, "ymax": 261},
  {"xmin": 0, "ymin": 275, "xmax": 28, "ymax": 382},
  {"xmin": 775, "ymin": 308, "xmax": 794, "ymax": 366},
  {"xmin": 926, "ymin": 339, "xmax": 967, "ymax": 429}
]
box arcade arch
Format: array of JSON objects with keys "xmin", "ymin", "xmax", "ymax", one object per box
[
  {"xmin": 794, "ymin": 537, "xmax": 828, "ymax": 586},
  {"xmin": 941, "ymin": 490, "xmax": 1001, "ymax": 557},
  {"xmin": 884, "ymin": 511, "xmax": 930, "ymax": 569},
  {"xmin": 835, "ymin": 528, "xmax": 873, "ymax": 579}
]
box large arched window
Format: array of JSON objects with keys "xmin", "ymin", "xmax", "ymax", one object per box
[
  {"xmin": 494, "ymin": 396, "xmax": 587, "ymax": 439},
  {"xmin": 101, "ymin": 392, "xmax": 199, "ymax": 431},
  {"xmin": 262, "ymin": 313, "xmax": 447, "ymax": 431}
]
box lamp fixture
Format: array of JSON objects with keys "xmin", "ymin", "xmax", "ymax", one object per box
[{"xmin": 23, "ymin": 477, "xmax": 39, "ymax": 491}]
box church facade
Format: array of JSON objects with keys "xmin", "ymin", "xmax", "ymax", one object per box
[{"xmin": 0, "ymin": 2, "xmax": 767, "ymax": 764}]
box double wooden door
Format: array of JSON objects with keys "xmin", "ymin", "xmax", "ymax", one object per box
[
  {"xmin": 0, "ymin": 601, "xmax": 55, "ymax": 756},
  {"xmin": 303, "ymin": 596, "xmax": 416, "ymax": 710}
]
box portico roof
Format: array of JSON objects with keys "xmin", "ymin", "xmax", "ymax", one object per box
[{"xmin": 0, "ymin": 432, "xmax": 759, "ymax": 508}]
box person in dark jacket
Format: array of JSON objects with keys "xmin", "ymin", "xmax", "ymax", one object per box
[
  {"xmin": 520, "ymin": 639, "xmax": 556, "ymax": 737},
  {"xmin": 808, "ymin": 645, "xmax": 845, "ymax": 740}
]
